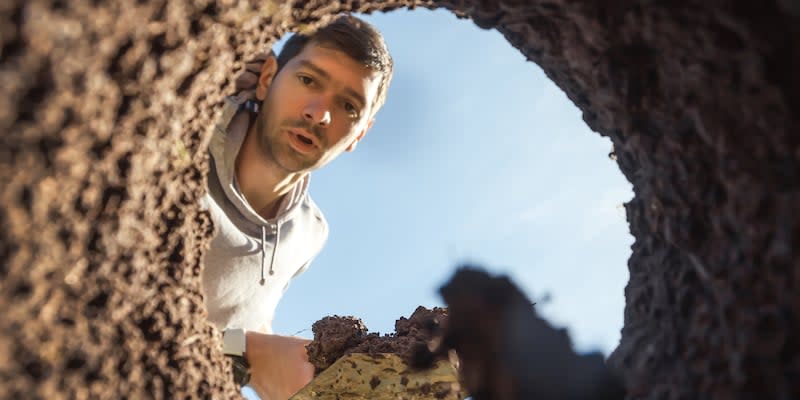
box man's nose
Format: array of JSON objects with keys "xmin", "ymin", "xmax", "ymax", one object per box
[{"xmin": 303, "ymin": 100, "xmax": 332, "ymax": 127}]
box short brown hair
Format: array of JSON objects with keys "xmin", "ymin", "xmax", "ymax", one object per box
[{"xmin": 276, "ymin": 15, "xmax": 393, "ymax": 117}]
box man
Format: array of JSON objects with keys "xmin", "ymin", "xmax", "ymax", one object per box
[{"xmin": 200, "ymin": 15, "xmax": 393, "ymax": 400}]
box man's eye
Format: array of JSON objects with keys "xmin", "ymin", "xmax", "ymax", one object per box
[
  {"xmin": 299, "ymin": 75, "xmax": 313, "ymax": 85},
  {"xmin": 344, "ymin": 102, "xmax": 358, "ymax": 117}
]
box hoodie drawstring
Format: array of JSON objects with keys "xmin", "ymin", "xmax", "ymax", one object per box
[{"xmin": 259, "ymin": 225, "xmax": 279, "ymax": 285}]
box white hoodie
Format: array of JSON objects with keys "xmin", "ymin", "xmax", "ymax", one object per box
[{"xmin": 201, "ymin": 97, "xmax": 329, "ymax": 332}]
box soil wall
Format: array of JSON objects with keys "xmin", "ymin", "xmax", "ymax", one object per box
[{"xmin": 1, "ymin": 0, "xmax": 797, "ymax": 398}]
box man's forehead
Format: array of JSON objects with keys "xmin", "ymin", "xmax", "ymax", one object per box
[{"xmin": 289, "ymin": 45, "xmax": 382, "ymax": 104}]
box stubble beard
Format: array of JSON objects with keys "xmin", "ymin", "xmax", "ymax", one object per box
[{"xmin": 255, "ymin": 112, "xmax": 318, "ymax": 173}]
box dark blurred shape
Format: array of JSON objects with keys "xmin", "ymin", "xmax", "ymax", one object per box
[{"xmin": 437, "ymin": 267, "xmax": 626, "ymax": 400}]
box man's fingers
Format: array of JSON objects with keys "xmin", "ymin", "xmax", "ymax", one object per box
[
  {"xmin": 293, "ymin": 337, "xmax": 313, "ymax": 361},
  {"xmin": 246, "ymin": 333, "xmax": 317, "ymax": 400},
  {"xmin": 298, "ymin": 362, "xmax": 315, "ymax": 389},
  {"xmin": 294, "ymin": 337, "xmax": 312, "ymax": 345}
]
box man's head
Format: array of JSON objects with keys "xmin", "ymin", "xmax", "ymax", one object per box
[
  {"xmin": 276, "ymin": 15, "xmax": 393, "ymax": 115},
  {"xmin": 251, "ymin": 15, "xmax": 393, "ymax": 174}
]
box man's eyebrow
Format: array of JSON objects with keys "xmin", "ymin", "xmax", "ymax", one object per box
[{"xmin": 298, "ymin": 60, "xmax": 367, "ymax": 109}]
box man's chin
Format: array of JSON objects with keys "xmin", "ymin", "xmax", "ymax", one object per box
[
  {"xmin": 265, "ymin": 145, "xmax": 315, "ymax": 172},
  {"xmin": 277, "ymin": 156, "xmax": 317, "ymax": 174}
]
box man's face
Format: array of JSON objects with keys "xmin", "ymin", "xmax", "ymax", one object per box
[{"xmin": 254, "ymin": 43, "xmax": 382, "ymax": 173}]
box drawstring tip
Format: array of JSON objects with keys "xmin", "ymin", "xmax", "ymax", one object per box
[
  {"xmin": 259, "ymin": 278, "xmax": 266, "ymax": 286},
  {"xmin": 269, "ymin": 270, "xmax": 275, "ymax": 276}
]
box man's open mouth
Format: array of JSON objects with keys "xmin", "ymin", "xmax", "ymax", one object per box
[
  {"xmin": 297, "ymin": 134, "xmax": 313, "ymax": 145},
  {"xmin": 288, "ymin": 130, "xmax": 317, "ymax": 154}
]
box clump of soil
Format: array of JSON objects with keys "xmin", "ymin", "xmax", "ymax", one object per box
[
  {"xmin": 437, "ymin": 267, "xmax": 625, "ymax": 400},
  {"xmin": 304, "ymin": 316, "xmax": 370, "ymax": 372},
  {"xmin": 306, "ymin": 306, "xmax": 448, "ymax": 373}
]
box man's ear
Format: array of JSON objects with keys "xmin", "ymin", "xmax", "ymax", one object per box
[
  {"xmin": 255, "ymin": 53, "xmax": 279, "ymax": 101},
  {"xmin": 346, "ymin": 119, "xmax": 374, "ymax": 152}
]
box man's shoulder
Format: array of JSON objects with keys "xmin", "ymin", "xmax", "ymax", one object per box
[
  {"xmin": 303, "ymin": 194, "xmax": 328, "ymax": 234},
  {"xmin": 293, "ymin": 193, "xmax": 328, "ymax": 247}
]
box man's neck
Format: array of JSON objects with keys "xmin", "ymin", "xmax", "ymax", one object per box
[{"xmin": 235, "ymin": 122, "xmax": 306, "ymax": 220}]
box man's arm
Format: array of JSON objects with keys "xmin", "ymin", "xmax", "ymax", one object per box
[
  {"xmin": 245, "ymin": 332, "xmax": 314, "ymax": 400},
  {"xmin": 238, "ymin": 255, "xmax": 320, "ymax": 398}
]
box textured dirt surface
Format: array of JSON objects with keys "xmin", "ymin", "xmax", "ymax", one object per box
[
  {"xmin": 306, "ymin": 316, "xmax": 371, "ymax": 372},
  {"xmin": 291, "ymin": 353, "xmax": 464, "ymax": 400},
  {"xmin": 1, "ymin": 0, "xmax": 798, "ymax": 399},
  {"xmin": 306, "ymin": 307, "xmax": 448, "ymax": 373}
]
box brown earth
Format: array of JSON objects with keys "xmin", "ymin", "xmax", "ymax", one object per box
[
  {"xmin": 306, "ymin": 307, "xmax": 448, "ymax": 373},
  {"xmin": 1, "ymin": 0, "xmax": 798, "ymax": 399}
]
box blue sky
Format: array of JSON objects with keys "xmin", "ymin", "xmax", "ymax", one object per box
[{"xmin": 245, "ymin": 7, "xmax": 633, "ymax": 398}]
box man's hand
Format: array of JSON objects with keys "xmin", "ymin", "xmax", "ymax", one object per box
[{"xmin": 245, "ymin": 332, "xmax": 315, "ymax": 400}]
